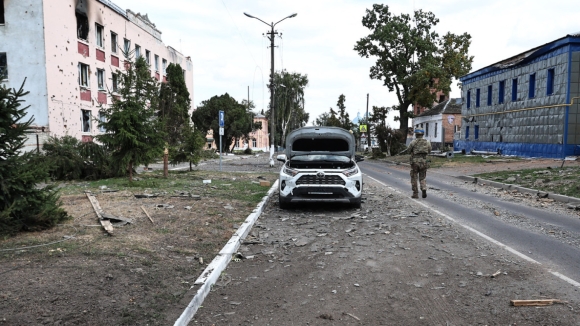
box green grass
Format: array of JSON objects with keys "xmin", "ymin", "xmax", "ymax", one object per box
[
  {"xmin": 475, "ymin": 166, "xmax": 580, "ymax": 198},
  {"xmin": 55, "ymin": 170, "xmax": 277, "ymax": 202}
]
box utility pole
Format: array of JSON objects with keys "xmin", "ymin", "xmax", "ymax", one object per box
[{"xmin": 244, "ymin": 12, "xmax": 297, "ymax": 166}]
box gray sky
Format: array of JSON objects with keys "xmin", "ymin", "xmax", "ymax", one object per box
[{"xmin": 112, "ymin": 0, "xmax": 578, "ymax": 127}]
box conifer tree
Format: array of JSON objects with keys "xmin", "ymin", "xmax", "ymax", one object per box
[
  {"xmin": 0, "ymin": 79, "xmax": 68, "ymax": 236},
  {"xmin": 97, "ymin": 56, "xmax": 165, "ymax": 181}
]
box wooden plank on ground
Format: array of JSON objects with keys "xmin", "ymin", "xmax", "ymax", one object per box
[
  {"xmin": 141, "ymin": 206, "xmax": 154, "ymax": 224},
  {"xmin": 85, "ymin": 192, "xmax": 114, "ymax": 235},
  {"xmin": 510, "ymin": 299, "xmax": 564, "ymax": 306}
]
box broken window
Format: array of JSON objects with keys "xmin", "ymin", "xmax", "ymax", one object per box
[
  {"xmin": 135, "ymin": 44, "xmax": 141, "ymax": 58},
  {"xmin": 123, "ymin": 38, "xmax": 130, "ymax": 54},
  {"xmin": 111, "ymin": 32, "xmax": 118, "ymax": 53},
  {"xmin": 76, "ymin": 12, "xmax": 89, "ymax": 40},
  {"xmin": 78, "ymin": 62, "xmax": 90, "ymax": 88},
  {"xmin": 112, "ymin": 73, "xmax": 119, "ymax": 92},
  {"xmin": 95, "ymin": 24, "xmax": 104, "ymax": 48},
  {"xmin": 0, "ymin": 0, "xmax": 5, "ymax": 25},
  {"xmin": 97, "ymin": 69, "xmax": 105, "ymax": 90},
  {"xmin": 547, "ymin": 68, "xmax": 555, "ymax": 96},
  {"xmin": 162, "ymin": 59, "xmax": 167, "ymax": 74},
  {"xmin": 81, "ymin": 109, "xmax": 91, "ymax": 133},
  {"xmin": 0, "ymin": 53, "xmax": 7, "ymax": 78},
  {"xmin": 529, "ymin": 73, "xmax": 536, "ymax": 98},
  {"xmin": 145, "ymin": 50, "xmax": 150, "ymax": 65},
  {"xmin": 154, "ymin": 55, "xmax": 159, "ymax": 71}
]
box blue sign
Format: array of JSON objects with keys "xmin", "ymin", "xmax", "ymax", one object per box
[{"xmin": 219, "ymin": 111, "xmax": 225, "ymax": 127}]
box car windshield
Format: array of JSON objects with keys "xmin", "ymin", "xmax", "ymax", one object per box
[{"xmin": 291, "ymin": 155, "xmax": 350, "ymax": 163}]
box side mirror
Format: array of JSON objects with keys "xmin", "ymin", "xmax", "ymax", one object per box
[
  {"xmin": 276, "ymin": 154, "xmax": 287, "ymax": 162},
  {"xmin": 355, "ymin": 155, "xmax": 364, "ymax": 162}
]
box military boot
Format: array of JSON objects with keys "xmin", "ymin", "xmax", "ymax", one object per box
[
  {"xmin": 422, "ymin": 189, "xmax": 427, "ymax": 198},
  {"xmin": 411, "ymin": 192, "xmax": 419, "ymax": 199}
]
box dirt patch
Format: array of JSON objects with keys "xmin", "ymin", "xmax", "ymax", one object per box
[{"xmin": 0, "ymin": 166, "xmax": 276, "ymax": 325}]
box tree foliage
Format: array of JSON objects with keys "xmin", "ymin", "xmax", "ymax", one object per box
[
  {"xmin": 96, "ymin": 56, "xmax": 165, "ymax": 181},
  {"xmin": 267, "ymin": 71, "xmax": 309, "ymax": 147},
  {"xmin": 191, "ymin": 93, "xmax": 259, "ymax": 153},
  {"xmin": 314, "ymin": 94, "xmax": 353, "ymax": 131},
  {"xmin": 0, "ymin": 79, "xmax": 68, "ymax": 236},
  {"xmin": 354, "ymin": 4, "xmax": 473, "ymax": 131}
]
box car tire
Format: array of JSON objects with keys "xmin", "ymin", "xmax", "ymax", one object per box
[
  {"xmin": 352, "ymin": 198, "xmax": 362, "ymax": 209},
  {"xmin": 279, "ymin": 194, "xmax": 290, "ymax": 209}
]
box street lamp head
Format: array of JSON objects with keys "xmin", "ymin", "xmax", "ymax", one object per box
[
  {"xmin": 289, "ymin": 13, "xmax": 297, "ymax": 18},
  {"xmin": 243, "ymin": 12, "xmax": 255, "ymax": 18}
]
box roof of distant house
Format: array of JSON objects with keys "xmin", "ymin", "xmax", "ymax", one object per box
[{"xmin": 415, "ymin": 98, "xmax": 462, "ymax": 117}]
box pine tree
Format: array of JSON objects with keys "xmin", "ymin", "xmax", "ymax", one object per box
[
  {"xmin": 97, "ymin": 56, "xmax": 165, "ymax": 181},
  {"xmin": 0, "ymin": 79, "xmax": 68, "ymax": 236}
]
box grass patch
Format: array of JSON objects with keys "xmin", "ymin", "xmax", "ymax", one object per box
[
  {"xmin": 55, "ymin": 170, "xmax": 277, "ymax": 202},
  {"xmin": 475, "ymin": 166, "xmax": 580, "ymax": 198}
]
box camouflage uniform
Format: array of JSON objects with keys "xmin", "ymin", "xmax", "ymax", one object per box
[{"xmin": 408, "ymin": 135, "xmax": 432, "ymax": 198}]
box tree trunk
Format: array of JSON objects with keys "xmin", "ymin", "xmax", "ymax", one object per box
[
  {"xmin": 128, "ymin": 160, "xmax": 133, "ymax": 182},
  {"xmin": 163, "ymin": 147, "xmax": 169, "ymax": 178}
]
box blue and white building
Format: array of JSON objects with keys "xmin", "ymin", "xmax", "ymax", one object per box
[{"xmin": 455, "ymin": 33, "xmax": 580, "ymax": 158}]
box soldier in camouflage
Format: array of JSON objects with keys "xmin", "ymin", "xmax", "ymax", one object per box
[{"xmin": 408, "ymin": 129, "xmax": 432, "ymax": 198}]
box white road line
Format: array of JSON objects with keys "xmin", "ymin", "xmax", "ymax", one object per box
[{"xmin": 365, "ymin": 174, "xmax": 580, "ymax": 288}]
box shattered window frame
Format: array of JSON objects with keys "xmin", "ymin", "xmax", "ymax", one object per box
[
  {"xmin": 123, "ymin": 38, "xmax": 131, "ymax": 54},
  {"xmin": 78, "ymin": 62, "xmax": 90, "ymax": 88},
  {"xmin": 95, "ymin": 23, "xmax": 104, "ymax": 48},
  {"xmin": 81, "ymin": 109, "xmax": 92, "ymax": 133},
  {"xmin": 0, "ymin": 52, "xmax": 7, "ymax": 78},
  {"xmin": 111, "ymin": 31, "xmax": 118, "ymax": 54},
  {"xmin": 76, "ymin": 12, "xmax": 89, "ymax": 41}
]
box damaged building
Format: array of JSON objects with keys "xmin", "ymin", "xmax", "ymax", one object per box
[
  {"xmin": 413, "ymin": 98, "xmax": 462, "ymax": 150},
  {"xmin": 0, "ymin": 0, "xmax": 193, "ymax": 150},
  {"xmin": 456, "ymin": 33, "xmax": 580, "ymax": 158}
]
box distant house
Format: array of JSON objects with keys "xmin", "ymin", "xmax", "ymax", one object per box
[
  {"xmin": 207, "ymin": 113, "xmax": 269, "ymax": 152},
  {"xmin": 456, "ymin": 33, "xmax": 580, "ymax": 158},
  {"xmin": 413, "ymin": 98, "xmax": 462, "ymax": 150},
  {"xmin": 412, "ymin": 78, "xmax": 450, "ymax": 116}
]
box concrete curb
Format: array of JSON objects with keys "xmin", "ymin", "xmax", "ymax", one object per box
[
  {"xmin": 174, "ymin": 180, "xmax": 279, "ymax": 326},
  {"xmin": 456, "ymin": 175, "xmax": 580, "ymax": 205}
]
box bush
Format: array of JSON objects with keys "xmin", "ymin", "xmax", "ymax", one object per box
[
  {"xmin": 42, "ymin": 136, "xmax": 121, "ymax": 180},
  {"xmin": 244, "ymin": 147, "xmax": 253, "ymax": 155}
]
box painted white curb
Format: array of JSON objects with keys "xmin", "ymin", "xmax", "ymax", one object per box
[{"xmin": 174, "ymin": 180, "xmax": 279, "ymax": 326}]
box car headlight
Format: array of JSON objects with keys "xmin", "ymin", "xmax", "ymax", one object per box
[
  {"xmin": 342, "ymin": 166, "xmax": 359, "ymax": 177},
  {"xmin": 282, "ymin": 165, "xmax": 299, "ymax": 177}
]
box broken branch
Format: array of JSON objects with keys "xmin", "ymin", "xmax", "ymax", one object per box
[
  {"xmin": 510, "ymin": 299, "xmax": 566, "ymax": 306},
  {"xmin": 85, "ymin": 192, "xmax": 113, "ymax": 235},
  {"xmin": 491, "ymin": 270, "xmax": 501, "ymax": 278}
]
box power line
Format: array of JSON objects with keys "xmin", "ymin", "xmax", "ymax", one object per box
[{"xmin": 220, "ymin": 0, "xmax": 259, "ymax": 67}]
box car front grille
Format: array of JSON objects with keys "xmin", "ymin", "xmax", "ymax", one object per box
[{"xmin": 296, "ymin": 174, "xmax": 346, "ymax": 186}]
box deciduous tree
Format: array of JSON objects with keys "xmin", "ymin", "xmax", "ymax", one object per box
[{"xmin": 354, "ymin": 4, "xmax": 473, "ymax": 131}]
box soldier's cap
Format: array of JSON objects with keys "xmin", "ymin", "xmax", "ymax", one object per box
[{"xmin": 414, "ymin": 129, "xmax": 425, "ymax": 134}]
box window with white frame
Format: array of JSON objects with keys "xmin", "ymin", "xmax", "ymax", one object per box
[
  {"xmin": 252, "ymin": 138, "xmax": 257, "ymax": 147},
  {"xmin": 99, "ymin": 111, "xmax": 106, "ymax": 132},
  {"xmin": 162, "ymin": 59, "xmax": 167, "ymax": 74},
  {"xmin": 111, "ymin": 32, "xmax": 118, "ymax": 54},
  {"xmin": 135, "ymin": 45, "xmax": 141, "ymax": 58},
  {"xmin": 154, "ymin": 55, "xmax": 159, "ymax": 71},
  {"xmin": 95, "ymin": 24, "xmax": 104, "ymax": 48},
  {"xmin": 97, "ymin": 69, "xmax": 105, "ymax": 90},
  {"xmin": 78, "ymin": 63, "xmax": 90, "ymax": 88},
  {"xmin": 81, "ymin": 109, "xmax": 91, "ymax": 132},
  {"xmin": 145, "ymin": 50, "xmax": 150, "ymax": 65},
  {"xmin": 112, "ymin": 73, "xmax": 119, "ymax": 92}
]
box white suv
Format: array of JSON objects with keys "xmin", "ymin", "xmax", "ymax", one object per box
[{"xmin": 277, "ymin": 126, "xmax": 364, "ymax": 209}]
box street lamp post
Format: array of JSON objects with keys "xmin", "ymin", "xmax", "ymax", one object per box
[{"xmin": 244, "ymin": 12, "xmax": 297, "ymax": 166}]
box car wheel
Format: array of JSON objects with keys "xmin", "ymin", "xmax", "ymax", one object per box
[
  {"xmin": 352, "ymin": 198, "xmax": 361, "ymax": 209},
  {"xmin": 279, "ymin": 194, "xmax": 290, "ymax": 209}
]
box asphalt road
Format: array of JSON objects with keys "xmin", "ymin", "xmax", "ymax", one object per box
[{"xmin": 360, "ymin": 160, "xmax": 580, "ymax": 283}]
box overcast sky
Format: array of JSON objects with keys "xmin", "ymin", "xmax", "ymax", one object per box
[{"xmin": 113, "ymin": 0, "xmax": 578, "ymax": 127}]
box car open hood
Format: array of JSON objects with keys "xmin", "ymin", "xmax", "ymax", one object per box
[{"xmin": 285, "ymin": 126, "xmax": 355, "ymax": 159}]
